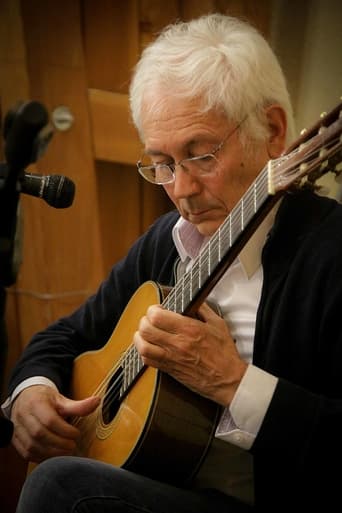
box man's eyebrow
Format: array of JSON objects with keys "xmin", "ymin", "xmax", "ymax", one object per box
[
  {"xmin": 145, "ymin": 149, "xmax": 169, "ymax": 157},
  {"xmin": 145, "ymin": 137, "xmax": 209, "ymax": 157}
]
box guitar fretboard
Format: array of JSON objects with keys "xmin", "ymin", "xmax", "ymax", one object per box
[
  {"xmin": 118, "ymin": 163, "xmax": 276, "ymax": 398},
  {"xmin": 163, "ymin": 164, "xmax": 273, "ymax": 315},
  {"xmin": 121, "ymin": 344, "xmax": 144, "ymax": 398},
  {"xmin": 119, "ymin": 100, "xmax": 342, "ymax": 395}
]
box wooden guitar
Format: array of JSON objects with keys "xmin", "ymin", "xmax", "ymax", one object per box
[{"xmin": 70, "ymin": 101, "xmax": 342, "ymax": 485}]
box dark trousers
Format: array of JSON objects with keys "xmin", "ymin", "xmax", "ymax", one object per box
[{"xmin": 16, "ymin": 456, "xmax": 253, "ymax": 513}]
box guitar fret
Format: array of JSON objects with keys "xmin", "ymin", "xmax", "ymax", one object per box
[
  {"xmin": 218, "ymin": 227, "xmax": 221, "ymax": 261},
  {"xmin": 121, "ymin": 351, "xmax": 128, "ymax": 396},
  {"xmin": 120, "ymin": 345, "xmax": 144, "ymax": 398},
  {"xmin": 241, "ymin": 197, "xmax": 244, "ymax": 230},
  {"xmin": 208, "ymin": 239, "xmax": 211, "ymax": 276},
  {"xmin": 135, "ymin": 348, "xmax": 143, "ymax": 374},
  {"xmin": 174, "ymin": 290, "xmax": 179, "ymax": 312},
  {"xmin": 162, "ymin": 152, "xmax": 313, "ymax": 320},
  {"xmin": 167, "ymin": 294, "xmax": 173, "ymax": 311},
  {"xmin": 128, "ymin": 347, "xmax": 133, "ymax": 391}
]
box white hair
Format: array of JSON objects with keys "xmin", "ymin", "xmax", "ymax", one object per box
[{"xmin": 129, "ymin": 13, "xmax": 295, "ymax": 146}]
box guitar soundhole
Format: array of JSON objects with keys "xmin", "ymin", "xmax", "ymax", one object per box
[{"xmin": 102, "ymin": 367, "xmax": 123, "ymax": 424}]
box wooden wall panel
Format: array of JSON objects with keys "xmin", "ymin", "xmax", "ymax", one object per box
[
  {"xmin": 96, "ymin": 160, "xmax": 141, "ymax": 275},
  {"xmin": 84, "ymin": 0, "xmax": 175, "ymax": 271},
  {"xmin": 0, "ymin": 0, "xmax": 28, "ymax": 389},
  {"xmin": 89, "ymin": 88, "xmax": 173, "ymax": 272},
  {"xmin": 13, "ymin": 0, "xmax": 105, "ymax": 346},
  {"xmin": 89, "ymin": 89, "xmax": 141, "ymax": 164},
  {"xmin": 82, "ymin": 0, "xmax": 139, "ymax": 93},
  {"xmin": 0, "ymin": 3, "xmax": 35, "ymax": 512}
]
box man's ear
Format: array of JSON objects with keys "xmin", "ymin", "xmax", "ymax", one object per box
[{"xmin": 265, "ymin": 105, "xmax": 287, "ymax": 158}]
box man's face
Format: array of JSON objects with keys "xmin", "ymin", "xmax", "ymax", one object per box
[{"xmin": 141, "ymin": 95, "xmax": 272, "ymax": 237}]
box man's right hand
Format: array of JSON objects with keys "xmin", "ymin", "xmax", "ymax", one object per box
[{"xmin": 11, "ymin": 385, "xmax": 100, "ymax": 462}]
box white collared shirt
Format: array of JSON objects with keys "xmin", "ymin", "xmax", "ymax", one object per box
[{"xmin": 172, "ymin": 207, "xmax": 279, "ymax": 449}]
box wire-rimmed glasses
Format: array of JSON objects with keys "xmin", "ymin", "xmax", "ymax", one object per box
[{"xmin": 136, "ymin": 117, "xmax": 247, "ymax": 185}]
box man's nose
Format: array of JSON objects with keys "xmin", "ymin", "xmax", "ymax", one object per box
[{"xmin": 171, "ymin": 164, "xmax": 202, "ymax": 198}]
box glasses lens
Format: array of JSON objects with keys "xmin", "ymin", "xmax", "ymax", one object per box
[
  {"xmin": 192, "ymin": 154, "xmax": 216, "ymax": 173},
  {"xmin": 180, "ymin": 153, "xmax": 217, "ymax": 176},
  {"xmin": 138, "ymin": 163, "xmax": 173, "ymax": 184}
]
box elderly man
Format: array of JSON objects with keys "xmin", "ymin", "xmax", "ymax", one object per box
[{"xmin": 4, "ymin": 12, "xmax": 342, "ymax": 513}]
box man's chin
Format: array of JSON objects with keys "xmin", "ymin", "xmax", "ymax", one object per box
[{"xmin": 195, "ymin": 219, "xmax": 222, "ymax": 237}]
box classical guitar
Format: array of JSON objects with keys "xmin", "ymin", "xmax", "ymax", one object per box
[{"xmin": 70, "ymin": 101, "xmax": 342, "ymax": 485}]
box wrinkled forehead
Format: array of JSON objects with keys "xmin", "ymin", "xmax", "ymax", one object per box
[{"xmin": 140, "ymin": 86, "xmax": 230, "ymax": 140}]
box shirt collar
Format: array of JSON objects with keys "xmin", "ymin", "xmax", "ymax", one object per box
[{"xmin": 172, "ymin": 201, "xmax": 281, "ymax": 278}]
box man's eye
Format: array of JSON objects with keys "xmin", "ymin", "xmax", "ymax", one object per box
[
  {"xmin": 153, "ymin": 161, "xmax": 173, "ymax": 169},
  {"xmin": 198, "ymin": 154, "xmax": 213, "ymax": 162}
]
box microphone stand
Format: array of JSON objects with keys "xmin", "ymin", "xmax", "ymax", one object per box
[{"xmin": 0, "ymin": 101, "xmax": 53, "ymax": 447}]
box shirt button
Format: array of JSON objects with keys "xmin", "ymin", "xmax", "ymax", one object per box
[{"xmin": 233, "ymin": 432, "xmax": 242, "ymax": 442}]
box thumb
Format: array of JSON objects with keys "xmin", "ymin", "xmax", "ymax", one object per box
[{"xmin": 57, "ymin": 395, "xmax": 101, "ymax": 418}]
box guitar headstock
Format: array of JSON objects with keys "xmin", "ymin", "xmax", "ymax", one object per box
[{"xmin": 269, "ymin": 100, "xmax": 342, "ymax": 194}]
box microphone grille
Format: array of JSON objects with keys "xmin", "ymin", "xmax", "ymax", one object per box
[{"xmin": 44, "ymin": 175, "xmax": 75, "ymax": 208}]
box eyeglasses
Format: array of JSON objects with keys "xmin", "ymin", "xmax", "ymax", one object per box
[{"xmin": 136, "ymin": 116, "xmax": 247, "ymax": 185}]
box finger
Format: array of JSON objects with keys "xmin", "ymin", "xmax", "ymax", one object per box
[
  {"xmin": 13, "ymin": 396, "xmax": 80, "ymax": 442},
  {"xmin": 133, "ymin": 330, "xmax": 167, "ymax": 363},
  {"xmin": 12, "ymin": 413, "xmax": 77, "ymax": 462},
  {"xmin": 197, "ymin": 301, "xmax": 222, "ymax": 322},
  {"xmin": 41, "ymin": 396, "xmax": 101, "ymax": 441},
  {"xmin": 138, "ymin": 314, "xmax": 171, "ymax": 348},
  {"xmin": 144, "ymin": 304, "xmax": 185, "ymax": 334},
  {"xmin": 56, "ymin": 395, "xmax": 100, "ymax": 419},
  {"xmin": 143, "ymin": 305, "xmax": 204, "ymax": 344}
]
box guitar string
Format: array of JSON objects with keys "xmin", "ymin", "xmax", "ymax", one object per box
[
  {"xmin": 71, "ymin": 352, "xmax": 128, "ymax": 427},
  {"xmin": 73, "ymin": 343, "xmax": 145, "ymax": 436},
  {"xmin": 75, "ymin": 143, "xmax": 342, "ymax": 446},
  {"xmin": 72, "ymin": 134, "xmax": 341, "ymax": 438},
  {"xmin": 167, "ymin": 135, "xmax": 341, "ymax": 312},
  {"xmin": 165, "ymin": 163, "xmax": 272, "ymax": 311},
  {"xmin": 73, "ymin": 136, "xmax": 340, "ymax": 439},
  {"xmin": 72, "ymin": 174, "xmax": 270, "ymax": 442},
  {"xmin": 73, "ymin": 348, "xmax": 144, "ymax": 447},
  {"xmin": 87, "ymin": 170, "xmax": 270, "ymax": 427},
  {"xmin": 72, "ymin": 164, "xmax": 271, "ymax": 434},
  {"xmin": 72, "ymin": 137, "xmax": 339, "ymax": 435}
]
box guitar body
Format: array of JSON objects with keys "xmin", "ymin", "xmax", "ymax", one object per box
[{"xmin": 71, "ymin": 281, "xmax": 221, "ymax": 485}]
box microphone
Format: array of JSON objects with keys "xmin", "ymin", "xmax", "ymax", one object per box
[
  {"xmin": 20, "ymin": 172, "xmax": 75, "ymax": 208},
  {"xmin": 4, "ymin": 101, "xmax": 52, "ymax": 173}
]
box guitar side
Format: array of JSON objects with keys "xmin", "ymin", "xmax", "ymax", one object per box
[{"xmin": 71, "ymin": 281, "xmax": 221, "ymax": 485}]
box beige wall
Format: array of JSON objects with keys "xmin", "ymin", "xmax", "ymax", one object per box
[{"xmin": 271, "ymin": 0, "xmax": 342, "ymax": 197}]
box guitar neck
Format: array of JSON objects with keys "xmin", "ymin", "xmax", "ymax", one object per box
[
  {"xmin": 163, "ymin": 165, "xmax": 282, "ymax": 316},
  {"xmin": 119, "ymin": 166, "xmax": 281, "ymax": 397},
  {"xmin": 162, "ymin": 100, "xmax": 342, "ymax": 316}
]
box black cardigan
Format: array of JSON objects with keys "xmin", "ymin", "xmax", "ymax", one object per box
[{"xmin": 8, "ymin": 189, "xmax": 342, "ymax": 509}]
